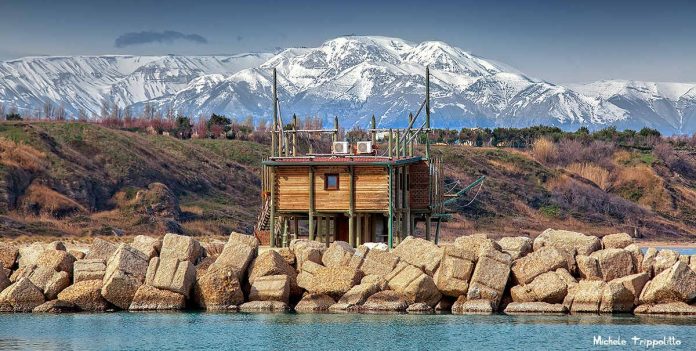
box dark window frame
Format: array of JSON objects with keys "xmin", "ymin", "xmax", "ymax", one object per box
[{"xmin": 324, "ymin": 173, "xmax": 340, "ymax": 190}]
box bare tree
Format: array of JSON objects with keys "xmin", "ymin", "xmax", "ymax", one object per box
[
  {"xmin": 100, "ymin": 99, "xmax": 110, "ymax": 119},
  {"xmin": 55, "ymin": 104, "xmax": 66, "ymax": 121},
  {"xmin": 43, "ymin": 101, "xmax": 55, "ymax": 120},
  {"xmin": 0, "ymin": 102, "xmax": 5, "ymax": 120}
]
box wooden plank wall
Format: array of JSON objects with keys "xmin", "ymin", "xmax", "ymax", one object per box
[{"xmin": 275, "ymin": 165, "xmax": 390, "ymax": 212}]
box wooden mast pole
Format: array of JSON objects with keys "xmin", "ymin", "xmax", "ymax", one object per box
[
  {"xmin": 292, "ymin": 114, "xmax": 297, "ymax": 157},
  {"xmin": 371, "ymin": 115, "xmax": 376, "ymax": 144},
  {"xmin": 425, "ymin": 65, "xmax": 431, "ymax": 161},
  {"xmin": 271, "ymin": 68, "xmax": 277, "ymax": 158}
]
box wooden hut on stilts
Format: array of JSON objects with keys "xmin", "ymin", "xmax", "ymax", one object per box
[{"xmin": 255, "ymin": 67, "xmax": 446, "ymax": 248}]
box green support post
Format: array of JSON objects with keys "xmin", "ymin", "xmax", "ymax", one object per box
[
  {"xmin": 269, "ymin": 167, "xmax": 276, "ymax": 247},
  {"xmin": 388, "ymin": 165, "xmax": 394, "ymax": 249}
]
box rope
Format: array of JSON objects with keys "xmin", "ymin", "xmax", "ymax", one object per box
[{"xmin": 456, "ymin": 177, "xmax": 485, "ymax": 208}]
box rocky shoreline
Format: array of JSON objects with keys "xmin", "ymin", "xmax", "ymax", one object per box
[{"xmin": 1, "ymin": 229, "xmax": 695, "ymax": 316}]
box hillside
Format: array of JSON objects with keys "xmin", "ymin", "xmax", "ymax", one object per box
[
  {"xmin": 0, "ymin": 121, "xmax": 694, "ymax": 242},
  {"xmin": 0, "ymin": 121, "xmax": 266, "ymax": 239}
]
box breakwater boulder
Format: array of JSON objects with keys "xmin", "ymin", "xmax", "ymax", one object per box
[{"xmin": 3, "ymin": 228, "xmax": 696, "ymax": 316}]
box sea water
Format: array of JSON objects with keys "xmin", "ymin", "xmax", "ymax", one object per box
[{"xmin": 1, "ymin": 312, "xmax": 695, "ymax": 350}]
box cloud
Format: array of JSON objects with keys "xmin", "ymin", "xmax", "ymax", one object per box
[{"xmin": 115, "ymin": 30, "xmax": 208, "ymax": 48}]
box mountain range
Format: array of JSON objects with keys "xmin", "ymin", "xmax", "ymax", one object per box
[{"xmin": 1, "ymin": 36, "xmax": 695, "ymax": 134}]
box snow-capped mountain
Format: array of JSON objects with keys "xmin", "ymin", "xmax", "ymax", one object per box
[
  {"xmin": 1, "ymin": 36, "xmax": 695, "ymax": 134},
  {"xmin": 0, "ymin": 53, "xmax": 272, "ymax": 116}
]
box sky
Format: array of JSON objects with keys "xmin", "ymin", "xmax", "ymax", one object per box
[{"xmin": 0, "ymin": 0, "xmax": 695, "ymax": 83}]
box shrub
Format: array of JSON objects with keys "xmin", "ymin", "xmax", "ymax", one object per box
[
  {"xmin": 567, "ymin": 162, "xmax": 611, "ymax": 191},
  {"xmin": 532, "ymin": 138, "xmax": 558, "ymax": 164},
  {"xmin": 0, "ymin": 137, "xmax": 46, "ymax": 172}
]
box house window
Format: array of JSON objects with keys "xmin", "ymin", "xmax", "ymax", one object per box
[{"xmin": 325, "ymin": 174, "xmax": 339, "ymax": 190}]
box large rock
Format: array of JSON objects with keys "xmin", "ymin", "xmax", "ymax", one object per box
[
  {"xmin": 433, "ymin": 246, "xmax": 475, "ymax": 297},
  {"xmin": 309, "ymin": 266, "xmax": 362, "ymax": 299},
  {"xmin": 294, "ymin": 293, "xmax": 335, "ymax": 312},
  {"xmin": 569, "ymin": 280, "xmax": 606, "ymax": 313},
  {"xmin": 511, "ymin": 247, "xmax": 567, "ymax": 285},
  {"xmin": 101, "ymin": 244, "xmax": 149, "ymax": 309},
  {"xmin": 634, "ymin": 302, "xmax": 696, "ymax": 315},
  {"xmin": 641, "ymin": 248, "xmax": 658, "ymax": 275},
  {"xmin": 639, "ymin": 261, "xmax": 696, "ymax": 304},
  {"xmin": 131, "ymin": 235, "xmax": 161, "ymax": 259},
  {"xmin": 248, "ymin": 251, "xmax": 299, "ymax": 297},
  {"xmin": 602, "ymin": 233, "xmax": 633, "ymax": 249},
  {"xmin": 239, "ymin": 300, "xmax": 288, "ymax": 312},
  {"xmin": 0, "ymin": 243, "xmax": 18, "ymax": 269},
  {"xmin": 354, "ymin": 247, "xmax": 400, "ymax": 277},
  {"xmin": 590, "ymin": 249, "xmax": 635, "ymax": 282},
  {"xmin": 35, "ymin": 250, "xmax": 75, "ymax": 275},
  {"xmin": 85, "ymin": 238, "xmax": 118, "ymax": 260},
  {"xmin": 42, "ymin": 270, "xmax": 71, "ymax": 300},
  {"xmin": 129, "ymin": 284, "xmax": 186, "ymax": 311},
  {"xmin": 406, "ymin": 303, "xmax": 433, "ymax": 314},
  {"xmin": 361, "ymin": 290, "xmax": 409, "ymax": 312},
  {"xmin": 57, "ymin": 280, "xmax": 110, "ymax": 311},
  {"xmin": 599, "ymin": 279, "xmax": 638, "ymax": 313},
  {"xmin": 249, "ymin": 274, "xmax": 291, "ymax": 304},
  {"xmin": 652, "ymin": 249, "xmax": 680, "ymax": 276},
  {"xmin": 453, "ymin": 234, "xmax": 500, "ymax": 258},
  {"xmin": 0, "ymin": 277, "xmax": 45, "ymax": 312},
  {"xmin": 595, "ymin": 273, "xmax": 650, "ymax": 313},
  {"xmin": 17, "ymin": 243, "xmax": 45, "ymax": 268},
  {"xmin": 45, "ymin": 241, "xmax": 66, "ymax": 251},
  {"xmin": 452, "ymin": 297, "xmax": 495, "ymax": 314},
  {"xmin": 497, "ymin": 237, "xmax": 533, "ymax": 260},
  {"xmin": 624, "ymin": 244, "xmax": 644, "ymax": 274},
  {"xmin": 392, "ymin": 236, "xmax": 442, "ymax": 276},
  {"xmin": 208, "ymin": 232, "xmax": 258, "ymax": 280},
  {"xmin": 335, "ymin": 280, "xmax": 382, "ymax": 307},
  {"xmin": 466, "ymin": 249, "xmax": 511, "ymax": 308},
  {"xmin": 160, "ymin": 233, "xmax": 201, "ymax": 262},
  {"xmin": 576, "ymin": 255, "xmax": 602, "ymax": 280},
  {"xmin": 193, "ymin": 267, "xmax": 244, "ymax": 311},
  {"xmin": 0, "ymin": 268, "xmax": 9, "ymax": 292},
  {"xmin": 534, "ymin": 229, "xmax": 601, "ymax": 256},
  {"xmin": 73, "ymin": 259, "xmax": 106, "ymax": 282},
  {"xmin": 528, "ymin": 271, "xmax": 568, "ymax": 304},
  {"xmin": 290, "ymin": 239, "xmax": 325, "ymax": 271},
  {"xmin": 32, "ymin": 300, "xmax": 78, "ymax": 313},
  {"xmin": 146, "ymin": 257, "xmax": 196, "ymax": 298},
  {"xmin": 504, "ymin": 302, "xmax": 567, "ymax": 314},
  {"xmin": 322, "ymin": 241, "xmax": 355, "ymax": 268},
  {"xmin": 201, "ymin": 240, "xmax": 226, "ymax": 259},
  {"xmin": 296, "ymin": 260, "xmax": 323, "ymax": 291},
  {"xmin": 387, "ymin": 262, "xmax": 441, "ymax": 306}
]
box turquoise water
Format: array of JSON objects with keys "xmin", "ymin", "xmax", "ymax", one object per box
[{"xmin": 1, "ymin": 312, "xmax": 695, "ymax": 350}]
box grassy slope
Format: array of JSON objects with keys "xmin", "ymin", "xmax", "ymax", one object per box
[
  {"xmin": 0, "ymin": 121, "xmax": 267, "ymax": 238},
  {"xmin": 0, "ymin": 121, "xmax": 693, "ymax": 241}
]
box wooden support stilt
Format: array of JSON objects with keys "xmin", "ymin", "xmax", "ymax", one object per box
[
  {"xmin": 388, "ymin": 165, "xmax": 394, "ymax": 249},
  {"xmin": 425, "ymin": 216, "xmax": 431, "ymax": 241},
  {"xmin": 308, "ymin": 167, "xmax": 315, "ymax": 241},
  {"xmin": 349, "ymin": 166, "xmax": 356, "ymax": 248}
]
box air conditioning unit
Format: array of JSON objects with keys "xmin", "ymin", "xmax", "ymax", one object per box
[
  {"xmin": 332, "ymin": 141, "xmax": 350, "ymax": 154},
  {"xmin": 356, "ymin": 141, "xmax": 373, "ymax": 154}
]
